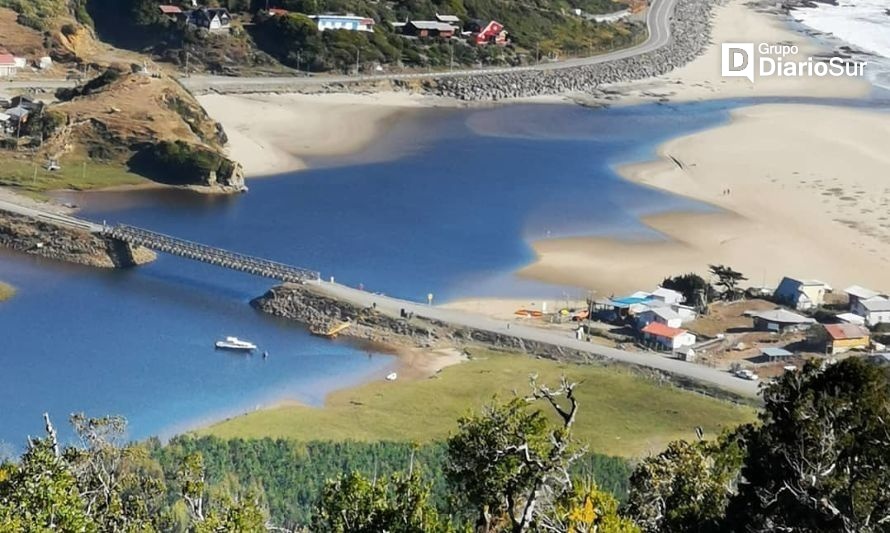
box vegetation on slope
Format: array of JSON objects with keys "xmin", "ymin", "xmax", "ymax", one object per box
[
  {"xmin": 81, "ymin": 0, "xmax": 642, "ymax": 74},
  {"xmin": 204, "ymin": 349, "xmax": 756, "ymax": 457},
  {"xmin": 3, "ymin": 359, "xmax": 888, "ymax": 531}
]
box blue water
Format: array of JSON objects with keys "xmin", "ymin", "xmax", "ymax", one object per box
[{"xmin": 0, "ymin": 99, "xmax": 791, "ymax": 448}]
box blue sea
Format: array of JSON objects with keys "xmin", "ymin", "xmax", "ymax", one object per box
[{"xmin": 0, "ymin": 98, "xmax": 862, "ymax": 449}]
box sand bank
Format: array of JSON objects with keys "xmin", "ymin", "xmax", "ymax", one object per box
[
  {"xmin": 520, "ymin": 104, "xmax": 890, "ymax": 295},
  {"xmin": 198, "ymin": 92, "xmax": 449, "ymax": 177}
]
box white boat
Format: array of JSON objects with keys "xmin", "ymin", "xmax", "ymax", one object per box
[
  {"xmin": 215, "ymin": 336, "xmax": 257, "ymax": 351},
  {"xmin": 385, "ymin": 372, "xmax": 398, "ymax": 381}
]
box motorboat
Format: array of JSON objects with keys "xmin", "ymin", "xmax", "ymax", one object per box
[{"xmin": 215, "ymin": 336, "xmax": 257, "ymax": 352}]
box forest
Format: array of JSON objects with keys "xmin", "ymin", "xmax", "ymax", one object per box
[{"xmin": 4, "ymin": 360, "xmax": 889, "ymax": 531}]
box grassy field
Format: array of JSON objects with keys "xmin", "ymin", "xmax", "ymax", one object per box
[
  {"xmin": 0, "ymin": 156, "xmax": 147, "ymax": 193},
  {"xmin": 0, "ymin": 281, "xmax": 14, "ymax": 301},
  {"xmin": 204, "ymin": 350, "xmax": 757, "ymax": 458}
]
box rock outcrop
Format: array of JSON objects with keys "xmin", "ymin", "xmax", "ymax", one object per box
[{"xmin": 0, "ymin": 211, "xmax": 156, "ymax": 268}]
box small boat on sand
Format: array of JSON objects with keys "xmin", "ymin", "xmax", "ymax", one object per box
[
  {"xmin": 385, "ymin": 372, "xmax": 398, "ymax": 381},
  {"xmin": 215, "ymin": 336, "xmax": 257, "ymax": 352}
]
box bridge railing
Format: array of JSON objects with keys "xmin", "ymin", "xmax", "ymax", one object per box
[{"xmin": 103, "ymin": 224, "xmax": 321, "ymax": 283}]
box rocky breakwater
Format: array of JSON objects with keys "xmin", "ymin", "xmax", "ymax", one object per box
[
  {"xmin": 0, "ymin": 211, "xmax": 156, "ymax": 268},
  {"xmin": 428, "ymin": 0, "xmax": 718, "ymax": 100}
]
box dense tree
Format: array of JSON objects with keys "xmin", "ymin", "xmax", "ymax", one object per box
[
  {"xmin": 725, "ymin": 358, "xmax": 890, "ymax": 532},
  {"xmin": 625, "ymin": 435, "xmax": 744, "ymax": 533},
  {"xmin": 312, "ymin": 469, "xmax": 450, "ymax": 532},
  {"xmin": 447, "ymin": 377, "xmax": 585, "ymax": 533},
  {"xmin": 661, "ymin": 273, "xmax": 713, "ymax": 311},
  {"xmin": 708, "ymin": 265, "xmax": 747, "ymax": 301}
]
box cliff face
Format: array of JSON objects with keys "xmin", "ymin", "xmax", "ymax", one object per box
[{"xmin": 0, "ymin": 211, "xmax": 156, "ymax": 268}]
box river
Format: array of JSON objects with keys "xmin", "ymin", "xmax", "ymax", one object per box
[{"xmin": 0, "ymin": 98, "xmax": 852, "ymax": 448}]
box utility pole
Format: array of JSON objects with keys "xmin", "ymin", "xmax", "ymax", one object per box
[
  {"xmin": 355, "ymin": 48, "xmax": 360, "ymax": 76},
  {"xmin": 297, "ymin": 50, "xmax": 302, "ymax": 73},
  {"xmin": 449, "ymin": 41, "xmax": 454, "ymax": 71}
]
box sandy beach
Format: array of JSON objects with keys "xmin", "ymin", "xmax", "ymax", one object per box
[
  {"xmin": 198, "ymin": 92, "xmax": 449, "ymax": 177},
  {"xmin": 520, "ymin": 103, "xmax": 890, "ymax": 295}
]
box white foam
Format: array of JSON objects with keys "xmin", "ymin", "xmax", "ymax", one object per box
[
  {"xmin": 795, "ymin": 0, "xmax": 890, "ymax": 90},
  {"xmin": 795, "ymin": 0, "xmax": 890, "ymax": 58}
]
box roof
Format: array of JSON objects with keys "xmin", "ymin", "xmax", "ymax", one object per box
[
  {"xmin": 845, "ymin": 285, "xmax": 881, "ymax": 300},
  {"xmin": 651, "ymin": 287, "xmax": 683, "ymax": 300},
  {"xmin": 268, "ymin": 8, "xmax": 289, "ymax": 15},
  {"xmin": 5, "ymin": 106, "xmax": 29, "ymax": 118},
  {"xmin": 643, "ymin": 306, "xmax": 681, "ymax": 321},
  {"xmin": 159, "ymin": 5, "xmax": 182, "ymax": 14},
  {"xmin": 824, "ymin": 323, "xmax": 870, "ymax": 340},
  {"xmin": 761, "ymin": 347, "xmax": 793, "ymax": 358},
  {"xmin": 0, "ymin": 53, "xmax": 15, "ymax": 66},
  {"xmin": 312, "ymin": 14, "xmax": 373, "ymax": 21},
  {"xmin": 836, "ymin": 312, "xmax": 866, "ymax": 326},
  {"xmin": 641, "ymin": 322, "xmax": 688, "ymax": 339},
  {"xmin": 407, "ymin": 20, "xmax": 456, "ymax": 31},
  {"xmin": 436, "ymin": 14, "xmax": 461, "ymax": 22},
  {"xmin": 748, "ymin": 308, "xmax": 816, "ymax": 325},
  {"xmin": 860, "ymin": 297, "xmax": 890, "ymax": 313},
  {"xmin": 0, "ymin": 112, "xmax": 9, "ymax": 122}
]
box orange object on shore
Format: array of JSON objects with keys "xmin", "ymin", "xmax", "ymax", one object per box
[{"xmin": 514, "ymin": 309, "xmax": 543, "ymax": 317}]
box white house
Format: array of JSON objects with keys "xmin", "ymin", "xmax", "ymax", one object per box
[
  {"xmin": 852, "ymin": 297, "xmax": 890, "ymax": 327},
  {"xmin": 845, "ymin": 285, "xmax": 885, "ymax": 309},
  {"xmin": 309, "ymin": 14, "xmax": 375, "ymax": 32},
  {"xmin": 0, "ymin": 53, "xmax": 17, "ymax": 78},
  {"xmin": 774, "ymin": 277, "xmax": 831, "ymax": 310},
  {"xmin": 637, "ymin": 306, "xmax": 682, "ymax": 330},
  {"xmin": 650, "ymin": 286, "xmax": 685, "ymax": 305},
  {"xmin": 640, "ymin": 322, "xmax": 696, "ymax": 351}
]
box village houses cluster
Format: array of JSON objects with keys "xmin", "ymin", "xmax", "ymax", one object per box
[
  {"xmin": 157, "ymin": 2, "xmax": 510, "ymax": 46},
  {"xmin": 577, "ymin": 274, "xmax": 890, "ymax": 380},
  {"xmin": 0, "ymin": 50, "xmax": 53, "ymax": 81}
]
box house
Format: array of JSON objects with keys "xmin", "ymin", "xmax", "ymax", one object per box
[
  {"xmin": 852, "ymin": 297, "xmax": 890, "ymax": 327},
  {"xmin": 435, "ymin": 13, "xmax": 461, "ymax": 29},
  {"xmin": 403, "ymin": 20, "xmax": 457, "ymax": 38},
  {"xmin": 158, "ymin": 4, "xmax": 183, "ymax": 19},
  {"xmin": 844, "ymin": 285, "xmax": 884, "ymax": 309},
  {"xmin": 773, "ymin": 277, "xmax": 831, "ymax": 310},
  {"xmin": 636, "ymin": 306, "xmax": 682, "ymax": 330},
  {"xmin": 474, "ymin": 20, "xmax": 507, "ymax": 45},
  {"xmin": 592, "ymin": 9, "xmax": 631, "ymax": 23},
  {"xmin": 761, "ymin": 347, "xmax": 794, "ymax": 362},
  {"xmin": 10, "ymin": 95, "xmax": 37, "ymax": 110},
  {"xmin": 640, "ymin": 322, "xmax": 696, "ymax": 351},
  {"xmin": 189, "ymin": 8, "xmax": 231, "ymax": 31},
  {"xmin": 0, "ymin": 53, "xmax": 17, "ymax": 78},
  {"xmin": 836, "ymin": 312, "xmax": 866, "ymax": 326},
  {"xmin": 5, "ymin": 106, "xmax": 30, "ymax": 127},
  {"xmin": 309, "ymin": 14, "xmax": 375, "ymax": 32},
  {"xmin": 650, "ymin": 286, "xmax": 685, "ymax": 305},
  {"xmin": 822, "ymin": 323, "xmax": 870, "ymax": 355},
  {"xmin": 747, "ymin": 308, "xmax": 816, "ymax": 333},
  {"xmin": 268, "ymin": 8, "xmax": 289, "ymax": 16}
]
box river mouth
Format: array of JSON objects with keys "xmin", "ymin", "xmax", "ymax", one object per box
[{"xmin": 3, "ymin": 96, "xmax": 886, "ymax": 447}]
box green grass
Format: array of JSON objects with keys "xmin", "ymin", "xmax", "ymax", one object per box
[
  {"xmin": 0, "ymin": 281, "xmax": 14, "ymax": 301},
  {"xmin": 203, "ymin": 350, "xmax": 757, "ymax": 458},
  {"xmin": 0, "ymin": 157, "xmax": 147, "ymax": 193}
]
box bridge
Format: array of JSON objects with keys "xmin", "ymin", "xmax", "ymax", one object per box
[{"xmin": 102, "ymin": 224, "xmax": 320, "ymax": 283}]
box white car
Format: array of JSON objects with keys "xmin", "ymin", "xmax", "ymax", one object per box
[{"xmin": 735, "ymin": 369, "xmax": 759, "ymax": 381}]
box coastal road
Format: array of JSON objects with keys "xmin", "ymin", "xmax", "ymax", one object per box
[
  {"xmin": 309, "ymin": 280, "xmax": 761, "ymax": 399},
  {"xmin": 179, "ymin": 0, "xmax": 678, "ymax": 93}
]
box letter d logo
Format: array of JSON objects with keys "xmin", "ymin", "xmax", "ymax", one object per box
[{"xmin": 721, "ymin": 43, "xmax": 755, "ymax": 83}]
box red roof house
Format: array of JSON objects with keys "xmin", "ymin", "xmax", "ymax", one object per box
[
  {"xmin": 159, "ymin": 5, "xmax": 183, "ymax": 15},
  {"xmin": 475, "ymin": 20, "xmax": 507, "ymax": 45},
  {"xmin": 268, "ymin": 8, "xmax": 290, "ymax": 16},
  {"xmin": 640, "ymin": 322, "xmax": 696, "ymax": 351},
  {"xmin": 0, "ymin": 53, "xmax": 17, "ymax": 77}
]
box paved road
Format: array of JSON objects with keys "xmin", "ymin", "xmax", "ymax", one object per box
[
  {"xmin": 1, "ymin": 0, "xmax": 677, "ymax": 94},
  {"xmin": 179, "ymin": 0, "xmax": 678, "ymax": 93},
  {"xmin": 0, "ymin": 198, "xmax": 101, "ymax": 232},
  {"xmin": 309, "ymin": 280, "xmax": 761, "ymax": 399}
]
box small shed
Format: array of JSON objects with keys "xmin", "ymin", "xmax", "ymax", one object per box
[
  {"xmin": 748, "ymin": 308, "xmax": 816, "ymax": 333},
  {"xmin": 403, "ymin": 20, "xmax": 457, "ymax": 38},
  {"xmin": 761, "ymin": 347, "xmax": 793, "ymax": 362}
]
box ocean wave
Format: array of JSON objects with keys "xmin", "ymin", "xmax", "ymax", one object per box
[{"xmin": 795, "ymin": 0, "xmax": 890, "ymax": 58}]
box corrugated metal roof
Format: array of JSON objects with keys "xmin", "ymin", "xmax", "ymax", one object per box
[
  {"xmin": 408, "ymin": 20, "xmax": 456, "ymax": 31},
  {"xmin": 845, "ymin": 285, "xmax": 881, "ymax": 300},
  {"xmin": 861, "ymin": 297, "xmax": 890, "ymax": 312},
  {"xmin": 761, "ymin": 347, "xmax": 793, "ymax": 357},
  {"xmin": 749, "ymin": 309, "xmax": 815, "ymax": 324},
  {"xmin": 824, "ymin": 323, "xmax": 870, "ymax": 340}
]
